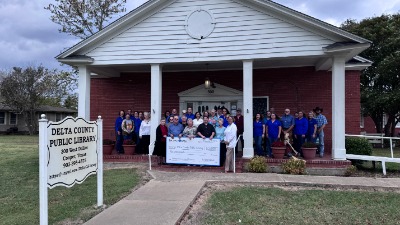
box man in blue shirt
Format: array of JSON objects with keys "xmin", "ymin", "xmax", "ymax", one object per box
[
  {"xmin": 280, "ymin": 108, "xmax": 295, "ymax": 141},
  {"xmin": 185, "ymin": 107, "xmax": 195, "ymax": 120},
  {"xmin": 168, "ymin": 115, "xmax": 184, "ymax": 138}
]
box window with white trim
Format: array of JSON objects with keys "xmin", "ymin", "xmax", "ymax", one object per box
[
  {"xmin": 0, "ymin": 112, "xmax": 5, "ymax": 124},
  {"xmin": 55, "ymin": 113, "xmax": 62, "ymax": 122},
  {"xmin": 9, "ymin": 113, "xmax": 17, "ymax": 125}
]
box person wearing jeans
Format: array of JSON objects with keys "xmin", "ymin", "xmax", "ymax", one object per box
[{"xmin": 314, "ymin": 107, "xmax": 328, "ymax": 158}]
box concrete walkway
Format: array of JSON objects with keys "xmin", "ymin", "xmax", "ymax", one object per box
[{"xmin": 85, "ymin": 171, "xmax": 400, "ymax": 225}]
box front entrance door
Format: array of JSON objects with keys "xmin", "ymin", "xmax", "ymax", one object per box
[{"xmin": 178, "ymin": 83, "xmax": 244, "ymax": 117}]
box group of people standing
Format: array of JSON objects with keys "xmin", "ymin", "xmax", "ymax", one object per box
[
  {"xmin": 153, "ymin": 107, "xmax": 239, "ymax": 173},
  {"xmin": 114, "ymin": 105, "xmax": 327, "ymax": 167},
  {"xmin": 114, "ymin": 110, "xmax": 151, "ymax": 155},
  {"xmin": 114, "ymin": 107, "xmax": 241, "ymax": 172},
  {"xmin": 254, "ymin": 107, "xmax": 327, "ymax": 158}
]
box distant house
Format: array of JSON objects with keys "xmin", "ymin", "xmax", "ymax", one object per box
[
  {"xmin": 56, "ymin": 0, "xmax": 372, "ymax": 160},
  {"xmin": 0, "ymin": 104, "xmax": 77, "ymax": 134}
]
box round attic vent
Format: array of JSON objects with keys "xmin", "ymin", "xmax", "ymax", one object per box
[{"xmin": 185, "ymin": 9, "xmax": 216, "ymax": 40}]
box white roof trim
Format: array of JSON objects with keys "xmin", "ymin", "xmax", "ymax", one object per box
[
  {"xmin": 57, "ymin": 0, "xmax": 371, "ymax": 60},
  {"xmin": 246, "ymin": 0, "xmax": 371, "ymax": 43}
]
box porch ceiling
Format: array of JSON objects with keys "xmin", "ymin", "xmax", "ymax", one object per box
[{"xmin": 89, "ymin": 56, "xmax": 322, "ymax": 77}]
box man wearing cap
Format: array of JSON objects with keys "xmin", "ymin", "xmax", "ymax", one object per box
[
  {"xmin": 314, "ymin": 107, "xmax": 328, "ymax": 158},
  {"xmin": 234, "ymin": 108, "xmax": 244, "ymax": 152}
]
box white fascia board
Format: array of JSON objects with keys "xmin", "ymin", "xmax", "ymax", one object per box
[
  {"xmin": 244, "ymin": 0, "xmax": 371, "ymax": 44},
  {"xmin": 56, "ymin": 0, "xmax": 172, "ymax": 59},
  {"xmin": 345, "ymin": 63, "xmax": 372, "ymax": 71}
]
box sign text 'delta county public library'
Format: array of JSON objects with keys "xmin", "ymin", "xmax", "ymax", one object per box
[{"xmin": 47, "ymin": 117, "xmax": 98, "ymax": 188}]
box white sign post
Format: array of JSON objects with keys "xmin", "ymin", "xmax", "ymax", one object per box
[{"xmin": 39, "ymin": 115, "xmax": 103, "ymax": 225}]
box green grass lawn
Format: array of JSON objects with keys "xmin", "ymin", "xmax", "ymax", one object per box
[
  {"xmin": 0, "ymin": 135, "xmax": 141, "ymax": 225},
  {"xmin": 199, "ymin": 187, "xmax": 400, "ymax": 225}
]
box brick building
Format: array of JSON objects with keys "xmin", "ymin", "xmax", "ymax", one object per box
[{"xmin": 56, "ymin": 0, "xmax": 371, "ymax": 160}]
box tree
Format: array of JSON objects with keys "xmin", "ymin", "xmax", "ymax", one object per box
[
  {"xmin": 64, "ymin": 94, "xmax": 78, "ymax": 110},
  {"xmin": 342, "ymin": 14, "xmax": 400, "ymax": 136},
  {"xmin": 0, "ymin": 66, "xmax": 75, "ymax": 135},
  {"xmin": 45, "ymin": 0, "xmax": 127, "ymax": 39}
]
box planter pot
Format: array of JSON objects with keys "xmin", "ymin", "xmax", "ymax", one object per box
[
  {"xmin": 271, "ymin": 147, "xmax": 286, "ymax": 159},
  {"xmin": 302, "ymin": 147, "xmax": 317, "ymax": 160},
  {"xmin": 123, "ymin": 145, "xmax": 136, "ymax": 155},
  {"xmin": 103, "ymin": 144, "xmax": 114, "ymax": 155}
]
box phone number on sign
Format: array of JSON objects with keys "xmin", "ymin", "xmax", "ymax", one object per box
[{"xmin": 63, "ymin": 158, "xmax": 87, "ymax": 168}]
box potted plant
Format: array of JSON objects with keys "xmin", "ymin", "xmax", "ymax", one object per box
[
  {"xmin": 103, "ymin": 139, "xmax": 115, "ymax": 155},
  {"xmin": 302, "ymin": 142, "xmax": 318, "ymax": 159},
  {"xmin": 123, "ymin": 139, "xmax": 136, "ymax": 155},
  {"xmin": 271, "ymin": 141, "xmax": 286, "ymax": 159}
]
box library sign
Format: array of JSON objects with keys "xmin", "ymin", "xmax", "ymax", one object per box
[{"xmin": 47, "ymin": 117, "xmax": 98, "ymax": 188}]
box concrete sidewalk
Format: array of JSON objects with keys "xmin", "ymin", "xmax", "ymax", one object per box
[{"xmin": 85, "ymin": 171, "xmax": 400, "ymax": 225}]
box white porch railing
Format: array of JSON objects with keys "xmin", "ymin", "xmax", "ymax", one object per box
[{"xmin": 345, "ymin": 134, "xmax": 400, "ymax": 175}]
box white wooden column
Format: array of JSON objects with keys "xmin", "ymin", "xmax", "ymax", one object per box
[
  {"xmin": 150, "ymin": 64, "xmax": 162, "ymax": 145},
  {"xmin": 332, "ymin": 55, "xmax": 346, "ymax": 160},
  {"xmin": 78, "ymin": 65, "xmax": 91, "ymax": 120},
  {"xmin": 243, "ymin": 60, "xmax": 254, "ymax": 158}
]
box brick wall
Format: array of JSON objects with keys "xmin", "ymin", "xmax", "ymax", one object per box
[{"xmin": 90, "ymin": 67, "xmax": 361, "ymax": 154}]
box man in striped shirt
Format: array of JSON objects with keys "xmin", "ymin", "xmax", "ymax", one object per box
[{"xmin": 313, "ymin": 107, "xmax": 328, "ymax": 158}]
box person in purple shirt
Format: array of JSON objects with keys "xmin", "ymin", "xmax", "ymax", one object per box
[
  {"xmin": 306, "ymin": 111, "xmax": 317, "ymax": 143},
  {"xmin": 294, "ymin": 111, "xmax": 308, "ymax": 157},
  {"xmin": 253, "ymin": 113, "xmax": 265, "ymax": 156},
  {"xmin": 265, "ymin": 113, "xmax": 282, "ymax": 157}
]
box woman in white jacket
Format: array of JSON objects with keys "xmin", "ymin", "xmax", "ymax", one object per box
[{"xmin": 224, "ymin": 116, "xmax": 237, "ymax": 173}]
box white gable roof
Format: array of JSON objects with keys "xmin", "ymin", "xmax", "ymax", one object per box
[
  {"xmin": 57, "ymin": 0, "xmax": 370, "ymax": 67},
  {"xmin": 178, "ymin": 83, "xmax": 242, "ymax": 97}
]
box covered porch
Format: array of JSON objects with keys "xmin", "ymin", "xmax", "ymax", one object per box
[
  {"xmin": 56, "ymin": 0, "xmax": 371, "ymax": 161},
  {"xmin": 73, "ymin": 52, "xmax": 367, "ymax": 160}
]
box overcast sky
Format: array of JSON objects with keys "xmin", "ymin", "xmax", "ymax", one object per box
[{"xmin": 0, "ymin": 0, "xmax": 399, "ymax": 71}]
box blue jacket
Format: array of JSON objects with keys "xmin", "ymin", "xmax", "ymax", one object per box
[{"xmin": 115, "ymin": 116, "xmax": 124, "ymax": 133}]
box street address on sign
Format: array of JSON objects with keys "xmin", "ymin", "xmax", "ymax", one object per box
[{"xmin": 47, "ymin": 117, "xmax": 98, "ymax": 188}]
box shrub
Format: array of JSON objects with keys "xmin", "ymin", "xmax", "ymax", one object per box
[
  {"xmin": 344, "ymin": 165, "xmax": 357, "ymax": 177},
  {"xmin": 302, "ymin": 142, "xmax": 317, "ymax": 148},
  {"xmin": 282, "ymin": 158, "xmax": 306, "ymax": 175},
  {"xmin": 103, "ymin": 139, "xmax": 114, "ymax": 145},
  {"xmin": 345, "ymin": 137, "xmax": 373, "ymax": 166},
  {"xmin": 345, "ymin": 137, "xmax": 373, "ymax": 155},
  {"xmin": 271, "ymin": 141, "xmax": 285, "ymax": 147},
  {"xmin": 248, "ymin": 156, "xmax": 267, "ymax": 173}
]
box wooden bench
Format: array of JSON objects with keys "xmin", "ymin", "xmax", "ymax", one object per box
[
  {"xmin": 346, "ymin": 154, "xmax": 400, "ymax": 175},
  {"xmin": 360, "ymin": 132, "xmax": 384, "ymax": 148}
]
